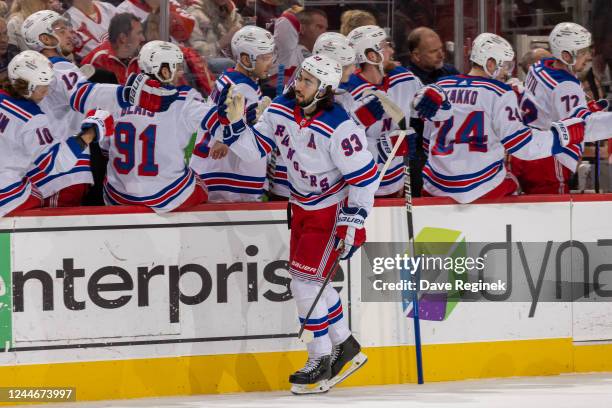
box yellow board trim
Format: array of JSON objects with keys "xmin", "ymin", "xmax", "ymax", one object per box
[{"xmin": 1, "ymin": 338, "xmax": 611, "ymax": 404}]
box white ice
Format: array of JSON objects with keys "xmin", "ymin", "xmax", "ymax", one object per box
[{"xmin": 29, "ymin": 373, "xmax": 612, "ymax": 408}]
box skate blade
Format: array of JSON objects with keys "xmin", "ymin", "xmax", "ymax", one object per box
[
  {"xmin": 328, "ymin": 352, "xmax": 368, "ymax": 388},
  {"xmin": 290, "ymin": 380, "xmax": 330, "ymax": 395}
]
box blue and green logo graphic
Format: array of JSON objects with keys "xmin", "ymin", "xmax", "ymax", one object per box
[{"xmin": 403, "ymin": 227, "xmax": 467, "ymax": 321}]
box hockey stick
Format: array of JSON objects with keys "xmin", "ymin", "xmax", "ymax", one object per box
[
  {"xmin": 363, "ymin": 88, "xmax": 424, "ymax": 384},
  {"xmin": 298, "ymin": 131, "xmax": 407, "ymax": 343}
]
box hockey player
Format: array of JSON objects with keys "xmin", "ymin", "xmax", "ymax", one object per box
[
  {"xmin": 0, "ymin": 50, "xmax": 111, "ymax": 217},
  {"xmin": 190, "ymin": 25, "xmax": 274, "ymax": 202},
  {"xmin": 21, "ymin": 10, "xmax": 95, "ymax": 206},
  {"xmin": 98, "ymin": 41, "xmax": 218, "ymax": 212},
  {"xmin": 21, "ymin": 10, "xmax": 177, "ymax": 207},
  {"xmin": 265, "ymin": 32, "xmax": 360, "ymax": 201},
  {"xmin": 340, "ymin": 25, "xmax": 451, "ymax": 197},
  {"xmin": 422, "ymin": 33, "xmax": 585, "ymax": 203},
  {"xmin": 513, "ymin": 22, "xmax": 612, "ymax": 194},
  {"xmin": 215, "ymin": 55, "xmax": 376, "ymax": 393}
]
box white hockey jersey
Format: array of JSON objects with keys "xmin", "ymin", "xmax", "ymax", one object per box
[
  {"xmin": 83, "ymin": 86, "xmax": 218, "ymax": 213},
  {"xmin": 423, "ymin": 74, "xmax": 562, "ymax": 203},
  {"xmin": 339, "ymin": 67, "xmax": 423, "ymax": 196},
  {"xmin": 0, "ymin": 93, "xmax": 87, "ymax": 216},
  {"xmin": 521, "ymin": 58, "xmax": 612, "ymax": 170},
  {"xmin": 36, "ymin": 56, "xmax": 93, "ymax": 198},
  {"xmin": 190, "ymin": 69, "xmax": 268, "ymax": 202},
  {"xmin": 225, "ymin": 94, "xmax": 379, "ymax": 212},
  {"xmin": 65, "ymin": 1, "xmax": 117, "ymax": 61}
]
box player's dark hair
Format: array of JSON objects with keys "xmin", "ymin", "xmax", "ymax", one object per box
[
  {"xmin": 297, "ymin": 8, "xmax": 328, "ymax": 26},
  {"xmin": 108, "ymin": 13, "xmax": 140, "ymax": 45},
  {"xmin": 2, "ymin": 79, "xmax": 29, "ymax": 99}
]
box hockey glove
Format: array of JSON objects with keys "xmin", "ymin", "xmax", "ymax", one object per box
[
  {"xmin": 587, "ymin": 99, "xmax": 609, "ymax": 113},
  {"xmin": 354, "ymin": 95, "xmax": 385, "ymax": 127},
  {"xmin": 334, "ymin": 206, "xmax": 367, "ymax": 260},
  {"xmin": 218, "ymin": 85, "xmax": 246, "ymax": 138},
  {"xmin": 412, "ymin": 84, "xmax": 451, "ymax": 120},
  {"xmin": 246, "ymin": 103, "xmax": 258, "ymax": 125},
  {"xmin": 551, "ymin": 117, "xmax": 585, "ymax": 154},
  {"xmin": 378, "ymin": 130, "xmax": 417, "ymax": 162},
  {"xmin": 122, "ymin": 73, "xmax": 179, "ymax": 112},
  {"xmin": 80, "ymin": 109, "xmax": 114, "ymax": 141}
]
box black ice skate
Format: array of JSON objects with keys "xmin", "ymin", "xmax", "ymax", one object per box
[
  {"xmin": 328, "ymin": 335, "xmax": 368, "ymax": 388},
  {"xmin": 289, "ymin": 355, "xmax": 331, "ymax": 394}
]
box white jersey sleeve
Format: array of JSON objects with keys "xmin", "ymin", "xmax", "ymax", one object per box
[
  {"xmin": 493, "ymin": 91, "xmax": 554, "ymax": 160},
  {"xmin": 40, "ymin": 57, "xmax": 88, "ymax": 139},
  {"xmin": 329, "ymin": 120, "xmax": 378, "ymax": 213},
  {"xmin": 69, "ymin": 81, "xmax": 125, "ymax": 114}
]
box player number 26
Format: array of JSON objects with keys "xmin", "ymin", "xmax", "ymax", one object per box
[{"xmin": 341, "ymin": 134, "xmax": 363, "ymax": 156}]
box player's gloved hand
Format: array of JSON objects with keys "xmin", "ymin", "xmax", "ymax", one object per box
[
  {"xmin": 587, "ymin": 99, "xmax": 609, "ymax": 113},
  {"xmin": 218, "ymin": 85, "xmax": 246, "ymax": 133},
  {"xmin": 334, "ymin": 206, "xmax": 367, "ymax": 260},
  {"xmin": 122, "ymin": 73, "xmax": 179, "ymax": 112},
  {"xmin": 80, "ymin": 109, "xmax": 114, "ymax": 142},
  {"xmin": 379, "ymin": 130, "xmax": 418, "ymax": 161},
  {"xmin": 412, "ymin": 84, "xmax": 451, "ymax": 120},
  {"xmin": 245, "ymin": 103, "xmax": 258, "ymax": 125},
  {"xmin": 354, "ymin": 95, "xmax": 385, "ymax": 127},
  {"xmin": 551, "ymin": 117, "xmax": 585, "ymax": 153}
]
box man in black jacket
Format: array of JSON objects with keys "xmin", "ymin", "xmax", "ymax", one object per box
[{"xmin": 405, "ymin": 27, "xmax": 459, "ymax": 196}]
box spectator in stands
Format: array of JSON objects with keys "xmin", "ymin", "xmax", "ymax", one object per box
[
  {"xmin": 339, "ymin": 9, "xmax": 376, "ymax": 36},
  {"xmin": 0, "ymin": 2, "xmax": 8, "ymax": 18},
  {"xmin": 271, "ymin": 7, "xmax": 327, "ymax": 93},
  {"xmin": 187, "ymin": 0, "xmax": 242, "ymax": 58},
  {"xmin": 116, "ymin": 0, "xmax": 195, "ymax": 43},
  {"xmin": 518, "ymin": 48, "xmax": 552, "ymax": 76},
  {"xmin": 0, "ymin": 16, "xmax": 19, "ymax": 83},
  {"xmin": 81, "ymin": 12, "xmax": 143, "ymax": 84},
  {"xmin": 405, "ymin": 27, "xmax": 459, "ymax": 197},
  {"xmin": 7, "ymin": 0, "xmax": 48, "ymax": 50},
  {"xmin": 65, "ymin": 0, "xmax": 118, "ymax": 62},
  {"xmin": 47, "ymin": 0, "xmax": 64, "ymax": 12}
]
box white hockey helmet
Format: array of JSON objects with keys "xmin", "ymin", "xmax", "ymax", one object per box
[
  {"xmin": 470, "ymin": 33, "xmax": 515, "ymax": 78},
  {"xmin": 139, "ymin": 40, "xmax": 184, "ymax": 83},
  {"xmin": 313, "ymin": 32, "xmax": 356, "ymax": 67},
  {"xmin": 549, "ymin": 22, "xmax": 592, "ymax": 66},
  {"xmin": 300, "ymin": 54, "xmax": 342, "ymax": 91},
  {"xmin": 347, "ymin": 24, "xmax": 387, "ymax": 73},
  {"xmin": 230, "ymin": 26, "xmax": 275, "ymax": 71},
  {"xmin": 8, "ymin": 50, "xmax": 54, "ymax": 97},
  {"xmin": 21, "ymin": 10, "xmax": 67, "ymax": 52}
]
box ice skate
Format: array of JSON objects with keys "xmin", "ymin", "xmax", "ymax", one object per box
[
  {"xmin": 328, "ymin": 335, "xmax": 368, "ymax": 388},
  {"xmin": 289, "ymin": 355, "xmax": 331, "ymax": 395}
]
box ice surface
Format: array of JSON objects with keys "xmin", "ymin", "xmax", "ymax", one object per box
[{"xmin": 29, "ymin": 373, "xmax": 612, "ymax": 408}]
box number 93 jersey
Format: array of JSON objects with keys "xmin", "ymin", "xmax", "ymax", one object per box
[
  {"xmin": 227, "ymin": 95, "xmax": 379, "ymax": 213},
  {"xmin": 99, "ymin": 87, "xmax": 220, "ymax": 213},
  {"xmin": 423, "ymin": 74, "xmax": 559, "ymax": 203}
]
